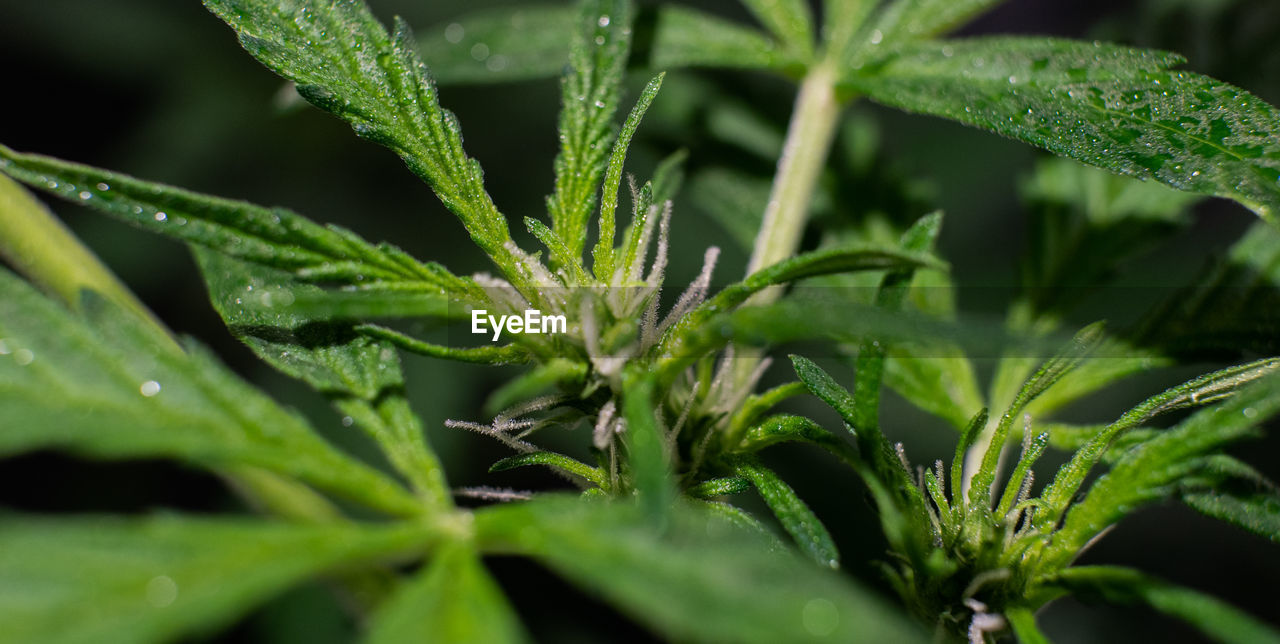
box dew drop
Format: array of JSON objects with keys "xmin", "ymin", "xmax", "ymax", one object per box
[
  {"xmin": 1243, "ymin": 407, "xmax": 1258, "ymax": 419},
  {"xmin": 594, "ymin": 35, "xmax": 605, "ymax": 45},
  {"xmin": 140, "ymin": 380, "xmax": 161, "ymax": 397},
  {"xmin": 486, "ymin": 55, "xmax": 508, "ymax": 72},
  {"xmin": 341, "ymin": 416, "xmax": 355, "ymax": 427},
  {"xmin": 96, "ymin": 182, "xmax": 110, "ymax": 191},
  {"xmin": 444, "ymin": 23, "xmax": 464, "ymax": 44},
  {"xmin": 470, "ymin": 43, "xmax": 489, "ymax": 61},
  {"xmin": 597, "ymin": 15, "xmax": 610, "ymax": 27},
  {"xmin": 78, "ymin": 191, "xmax": 92, "ymax": 200},
  {"xmin": 869, "ymin": 29, "xmax": 883, "ymax": 45},
  {"xmin": 802, "ymin": 598, "xmax": 839, "ymax": 636},
  {"xmin": 14, "ymin": 349, "xmax": 34, "ymax": 366},
  {"xmin": 0, "ymin": 339, "xmax": 8, "ymax": 355},
  {"xmin": 146, "ymin": 575, "xmax": 179, "ymax": 608},
  {"xmin": 154, "ymin": 211, "xmax": 168, "ymax": 222}
]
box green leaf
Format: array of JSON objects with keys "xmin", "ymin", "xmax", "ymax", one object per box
[
  {"xmin": 738, "ymin": 0, "xmax": 815, "ymax": 60},
  {"xmin": 789, "ymin": 355, "xmax": 931, "ymax": 554},
  {"xmin": 490, "ymin": 451, "xmax": 606, "ymax": 488},
  {"xmin": 195, "ymin": 251, "xmax": 450, "ymax": 509},
  {"xmin": 592, "ymin": 73, "xmax": 665, "ymax": 280},
  {"xmin": 866, "ymin": 0, "xmax": 1010, "ymax": 45},
  {"xmin": 1053, "ymin": 566, "xmax": 1280, "ymax": 644},
  {"xmin": 0, "ymin": 146, "xmax": 468, "ymax": 294},
  {"xmin": 969, "ymin": 322, "xmax": 1106, "ymax": 511},
  {"xmin": 688, "ymin": 477, "xmax": 753, "ymax": 498},
  {"xmin": 734, "ymin": 458, "xmax": 840, "ymax": 568},
  {"xmin": 1183, "ymin": 490, "xmax": 1280, "ymax": 544},
  {"xmin": 1018, "ymin": 157, "xmax": 1196, "ymax": 317},
  {"xmin": 1005, "ymin": 606, "xmax": 1052, "ymax": 644},
  {"xmin": 0, "ymin": 173, "xmax": 158, "ymax": 326},
  {"xmin": 416, "ymin": 4, "xmax": 576, "ymax": 85},
  {"xmin": 851, "ymin": 212, "xmax": 944, "ymax": 445},
  {"xmin": 476, "ymin": 497, "xmax": 926, "ymax": 643},
  {"xmin": 1136, "ymin": 221, "xmax": 1280, "ymax": 357},
  {"xmin": 259, "ymin": 288, "xmax": 457, "ymax": 321},
  {"xmin": 738, "ymin": 414, "xmax": 843, "ymax": 453},
  {"xmin": 1036, "ymin": 358, "xmax": 1280, "ymax": 531},
  {"xmin": 1047, "ymin": 373, "xmax": 1280, "ymax": 567},
  {"xmin": 848, "ymin": 38, "xmax": 1280, "ymax": 221},
  {"xmin": 0, "ymin": 267, "xmax": 420, "ymax": 516},
  {"xmin": 357, "ymin": 323, "xmax": 531, "ymax": 366},
  {"xmin": 202, "ymin": 0, "xmax": 518, "ymax": 265},
  {"xmin": 689, "ymin": 167, "xmax": 771, "ymax": 250},
  {"xmin": 661, "ymin": 244, "xmax": 945, "ymax": 353},
  {"xmin": 821, "ymin": 0, "xmax": 878, "ymax": 62},
  {"xmin": 651, "ymin": 6, "xmax": 792, "ymax": 72},
  {"xmin": 365, "ymin": 544, "xmax": 527, "ymax": 644},
  {"xmin": 0, "ymin": 514, "xmax": 428, "ymax": 644},
  {"xmin": 883, "ymin": 352, "xmax": 983, "ymax": 430},
  {"xmin": 548, "ymin": 0, "xmax": 633, "ymax": 265},
  {"xmin": 622, "ymin": 375, "xmax": 675, "ymax": 517}
]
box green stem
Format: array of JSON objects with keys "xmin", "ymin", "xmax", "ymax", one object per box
[
  {"xmin": 745, "ymin": 62, "xmax": 843, "ymax": 279},
  {"xmin": 725, "ymin": 63, "xmax": 844, "ymax": 402}
]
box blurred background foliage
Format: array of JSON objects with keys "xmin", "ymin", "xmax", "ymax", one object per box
[{"xmin": 1, "ymin": 0, "xmax": 1278, "ymax": 641}]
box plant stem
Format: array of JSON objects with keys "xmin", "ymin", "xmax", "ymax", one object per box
[
  {"xmin": 745, "ymin": 62, "xmax": 842, "ymax": 278},
  {"xmin": 723, "ymin": 63, "xmax": 844, "ymax": 440}
]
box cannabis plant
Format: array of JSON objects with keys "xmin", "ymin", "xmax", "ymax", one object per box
[{"xmin": 2, "ymin": 0, "xmax": 1279, "ymax": 642}]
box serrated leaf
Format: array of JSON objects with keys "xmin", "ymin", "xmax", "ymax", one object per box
[
  {"xmin": 652, "ymin": 6, "xmax": 792, "ymax": 72},
  {"xmin": 1036, "ymin": 358, "xmax": 1280, "ymax": 531},
  {"xmin": 0, "ymin": 146, "xmax": 467, "ymax": 295},
  {"xmin": 365, "ymin": 544, "xmax": 527, "ymax": 644},
  {"xmin": 416, "ymin": 4, "xmax": 576, "ymax": 85},
  {"xmin": 592, "ymin": 72, "xmax": 665, "ymax": 280},
  {"xmin": 738, "ymin": 414, "xmax": 842, "ymax": 453},
  {"xmin": 969, "ymin": 322, "xmax": 1106, "ymax": 510},
  {"xmin": 734, "ymin": 458, "xmax": 840, "ymax": 568},
  {"xmin": 0, "ymin": 267, "xmax": 420, "ymax": 516},
  {"xmin": 0, "ymin": 173, "xmax": 158, "ymax": 325},
  {"xmin": 1136, "ymin": 220, "xmax": 1280, "ymax": 357},
  {"xmin": 688, "ymin": 476, "xmax": 753, "ymax": 498},
  {"xmin": 661, "ymin": 245, "xmax": 945, "ymax": 356},
  {"xmin": 883, "ymin": 352, "xmax": 983, "ymax": 430},
  {"xmin": 851, "ymin": 212, "xmax": 944, "ymax": 450},
  {"xmin": 1183, "ymin": 491, "xmax": 1280, "ymax": 544},
  {"xmin": 866, "ymin": 0, "xmax": 1009, "ymax": 45},
  {"xmin": 202, "ymin": 0, "xmax": 518, "ymax": 267},
  {"xmin": 738, "ymin": 0, "xmax": 815, "ymax": 60},
  {"xmin": 548, "ymin": 0, "xmax": 633, "ymax": 265},
  {"xmin": 0, "ymin": 514, "xmax": 428, "ymax": 644},
  {"xmin": 194, "ymin": 251, "xmax": 451, "ymax": 508},
  {"xmin": 689, "ymin": 167, "xmax": 771, "ymax": 250},
  {"xmin": 475, "ymin": 497, "xmax": 926, "ymax": 643},
  {"xmin": 1047, "ymin": 373, "xmax": 1280, "ymax": 566},
  {"xmin": 490, "ymin": 451, "xmax": 605, "ymax": 487},
  {"xmin": 822, "ymin": 0, "xmax": 878, "ymax": 62},
  {"xmin": 848, "ymin": 38, "xmax": 1280, "ymax": 221},
  {"xmin": 1052, "ymin": 566, "xmax": 1280, "ymax": 644}
]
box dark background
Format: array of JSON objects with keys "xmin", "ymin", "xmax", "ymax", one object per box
[{"xmin": 2, "ymin": 0, "xmax": 1278, "ymax": 641}]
